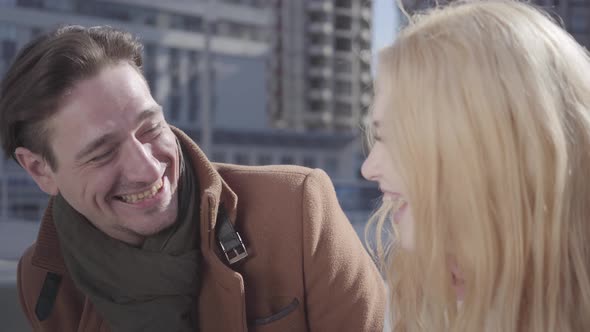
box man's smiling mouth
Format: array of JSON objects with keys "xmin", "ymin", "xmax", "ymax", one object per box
[{"xmin": 114, "ymin": 178, "xmax": 163, "ymax": 203}]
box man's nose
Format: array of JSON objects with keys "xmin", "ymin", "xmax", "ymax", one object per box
[{"xmin": 123, "ymin": 139, "xmax": 162, "ymax": 184}]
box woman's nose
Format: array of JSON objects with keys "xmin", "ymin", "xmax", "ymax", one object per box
[{"xmin": 361, "ymin": 149, "xmax": 379, "ymax": 182}]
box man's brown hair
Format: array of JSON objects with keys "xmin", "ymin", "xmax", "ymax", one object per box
[{"xmin": 0, "ymin": 25, "xmax": 144, "ymax": 170}]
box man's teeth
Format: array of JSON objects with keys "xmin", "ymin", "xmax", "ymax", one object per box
[{"xmin": 119, "ymin": 179, "xmax": 163, "ymax": 203}]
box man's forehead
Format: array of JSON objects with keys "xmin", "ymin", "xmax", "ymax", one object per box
[
  {"xmin": 65, "ymin": 63, "xmax": 147, "ymax": 100},
  {"xmin": 48, "ymin": 94, "xmax": 160, "ymax": 154},
  {"xmin": 58, "ymin": 68, "xmax": 151, "ymax": 117}
]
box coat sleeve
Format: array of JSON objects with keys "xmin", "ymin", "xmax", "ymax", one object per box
[{"xmin": 301, "ymin": 169, "xmax": 385, "ymax": 331}]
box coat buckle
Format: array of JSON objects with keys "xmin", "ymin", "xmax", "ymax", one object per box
[
  {"xmin": 216, "ymin": 206, "xmax": 249, "ymax": 265},
  {"xmin": 219, "ymin": 232, "xmax": 248, "ymax": 265}
]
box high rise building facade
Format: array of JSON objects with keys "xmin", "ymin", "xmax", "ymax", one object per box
[
  {"xmin": 269, "ymin": 0, "xmax": 373, "ymax": 132},
  {"xmin": 0, "ymin": 0, "xmax": 272, "ymax": 133}
]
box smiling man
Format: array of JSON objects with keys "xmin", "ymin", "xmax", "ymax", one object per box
[{"xmin": 0, "ymin": 26, "xmax": 384, "ymax": 332}]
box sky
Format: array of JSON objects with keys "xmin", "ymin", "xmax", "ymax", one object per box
[{"xmin": 372, "ymin": 0, "xmax": 399, "ymax": 70}]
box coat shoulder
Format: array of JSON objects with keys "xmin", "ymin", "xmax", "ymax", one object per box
[
  {"xmin": 215, "ymin": 164, "xmax": 329, "ymax": 190},
  {"xmin": 216, "ymin": 163, "xmax": 312, "ymax": 179}
]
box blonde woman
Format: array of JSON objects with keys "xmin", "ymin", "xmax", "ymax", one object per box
[{"xmin": 362, "ymin": 1, "xmax": 590, "ymax": 331}]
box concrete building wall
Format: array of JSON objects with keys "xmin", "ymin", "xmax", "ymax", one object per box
[{"xmin": 269, "ymin": 0, "xmax": 373, "ymax": 133}]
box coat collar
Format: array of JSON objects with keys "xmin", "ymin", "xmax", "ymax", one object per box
[{"xmin": 31, "ymin": 126, "xmax": 239, "ymax": 273}]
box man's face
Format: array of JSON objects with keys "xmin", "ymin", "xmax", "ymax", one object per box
[{"xmin": 30, "ymin": 62, "xmax": 180, "ymax": 245}]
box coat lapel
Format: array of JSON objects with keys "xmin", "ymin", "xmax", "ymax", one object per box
[{"xmin": 173, "ymin": 127, "xmax": 248, "ymax": 331}]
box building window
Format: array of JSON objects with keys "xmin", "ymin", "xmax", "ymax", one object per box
[
  {"xmin": 44, "ymin": 0, "xmax": 72, "ymax": 11},
  {"xmin": 257, "ymin": 154, "xmax": 273, "ymax": 165},
  {"xmin": 188, "ymin": 75, "xmax": 200, "ymax": 123},
  {"xmin": 335, "ymin": 80, "xmax": 352, "ymax": 94},
  {"xmin": 145, "ymin": 70, "xmax": 157, "ymax": 94},
  {"xmin": 335, "ymin": 15, "xmax": 352, "ymax": 30},
  {"xmin": 335, "ymin": 0, "xmax": 352, "ymax": 8},
  {"xmin": 17, "ymin": 0, "xmax": 42, "ymax": 8},
  {"xmin": 335, "ymin": 123, "xmax": 353, "ymax": 131},
  {"xmin": 88, "ymin": 2, "xmax": 131, "ymax": 21},
  {"xmin": 168, "ymin": 95, "xmax": 181, "ymax": 122},
  {"xmin": 184, "ymin": 16, "xmax": 203, "ymax": 32},
  {"xmin": 188, "ymin": 51, "xmax": 200, "ymax": 121},
  {"xmin": 303, "ymin": 156, "xmax": 317, "ymax": 168},
  {"xmin": 1, "ymin": 40, "xmax": 16, "ymax": 62},
  {"xmin": 144, "ymin": 43, "xmax": 156, "ymax": 59},
  {"xmin": 31, "ymin": 27, "xmax": 44, "ymax": 37},
  {"xmin": 324, "ymin": 157, "xmax": 340, "ymax": 176},
  {"xmin": 212, "ymin": 151, "xmax": 226, "ymax": 163},
  {"xmin": 306, "ymin": 122, "xmax": 327, "ymax": 132},
  {"xmin": 569, "ymin": 7, "xmax": 590, "ymax": 34},
  {"xmin": 335, "ymin": 102, "xmax": 352, "ymax": 116},
  {"xmin": 169, "ymin": 48, "xmax": 180, "ymax": 71},
  {"xmin": 10, "ymin": 203, "xmax": 40, "ymax": 220},
  {"xmin": 334, "ymin": 58, "xmax": 352, "ymax": 73},
  {"xmin": 145, "ymin": 14, "xmax": 157, "ymax": 26},
  {"xmin": 280, "ymin": 155, "xmax": 294, "ymax": 165},
  {"xmin": 171, "ymin": 75, "xmax": 181, "ymax": 90},
  {"xmin": 309, "ymin": 78, "xmax": 327, "ymax": 89},
  {"xmin": 309, "ymin": 56, "xmax": 327, "ymax": 67},
  {"xmin": 308, "ymin": 12, "xmax": 329, "ymax": 23},
  {"xmin": 0, "ymin": 24, "xmax": 17, "ymax": 39},
  {"xmin": 308, "ymin": 100, "xmax": 327, "ymax": 113},
  {"xmin": 309, "ymin": 33, "xmax": 327, "ymax": 45},
  {"xmin": 335, "ymin": 37, "xmax": 352, "ymax": 52},
  {"xmin": 0, "ymin": 0, "xmax": 16, "ymax": 7},
  {"xmin": 235, "ymin": 153, "xmax": 250, "ymax": 165}
]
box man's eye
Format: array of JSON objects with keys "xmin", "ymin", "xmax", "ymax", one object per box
[
  {"xmin": 143, "ymin": 124, "xmax": 162, "ymax": 138},
  {"xmin": 89, "ymin": 150, "xmax": 114, "ymax": 163}
]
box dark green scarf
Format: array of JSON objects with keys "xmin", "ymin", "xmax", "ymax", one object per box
[{"xmin": 53, "ymin": 143, "xmax": 200, "ymax": 332}]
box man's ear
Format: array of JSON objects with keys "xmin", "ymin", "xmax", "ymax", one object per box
[{"xmin": 14, "ymin": 147, "xmax": 58, "ymax": 195}]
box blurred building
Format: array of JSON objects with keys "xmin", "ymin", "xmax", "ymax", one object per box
[
  {"xmin": 0, "ymin": 0, "xmax": 378, "ymax": 222},
  {"xmin": 399, "ymin": 0, "xmax": 590, "ymax": 48},
  {"xmin": 269, "ymin": 0, "xmax": 373, "ymax": 133},
  {"xmin": 0, "ymin": 0, "xmax": 272, "ymax": 128}
]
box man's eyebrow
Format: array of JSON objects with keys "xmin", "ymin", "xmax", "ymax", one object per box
[
  {"xmin": 75, "ymin": 132, "xmax": 119, "ymax": 162},
  {"xmin": 136, "ymin": 105, "xmax": 163, "ymax": 125}
]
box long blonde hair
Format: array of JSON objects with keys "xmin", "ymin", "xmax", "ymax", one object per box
[{"xmin": 367, "ymin": 1, "xmax": 590, "ymax": 331}]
